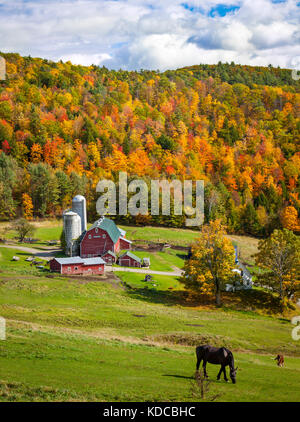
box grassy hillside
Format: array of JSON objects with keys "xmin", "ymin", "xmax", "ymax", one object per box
[
  {"xmin": 0, "ymin": 272, "xmax": 299, "ymax": 402},
  {"xmin": 0, "ymin": 53, "xmax": 299, "ymax": 237},
  {"xmin": 0, "ymin": 222, "xmax": 299, "ymax": 402}
]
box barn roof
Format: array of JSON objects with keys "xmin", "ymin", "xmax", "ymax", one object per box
[
  {"xmin": 90, "ymin": 217, "xmax": 121, "ymax": 244},
  {"xmin": 120, "ymin": 237, "xmax": 132, "ymax": 244},
  {"xmin": 54, "ymin": 256, "xmax": 105, "ymax": 265},
  {"xmin": 54, "ymin": 257, "xmax": 84, "ymax": 265},
  {"xmin": 102, "ymin": 250, "xmax": 116, "ymax": 257},
  {"xmin": 118, "ymin": 227, "xmax": 126, "ymax": 237},
  {"xmin": 119, "ymin": 251, "xmax": 141, "ymax": 263},
  {"xmin": 82, "ymin": 257, "xmax": 105, "ymax": 265}
]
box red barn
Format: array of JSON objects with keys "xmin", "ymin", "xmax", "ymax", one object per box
[
  {"xmin": 80, "ymin": 217, "xmax": 131, "ymax": 257},
  {"xmin": 80, "ymin": 217, "xmax": 122, "ymax": 257},
  {"xmin": 50, "ymin": 256, "xmax": 105, "ymax": 275},
  {"xmin": 118, "ymin": 251, "xmax": 142, "ymax": 267}
]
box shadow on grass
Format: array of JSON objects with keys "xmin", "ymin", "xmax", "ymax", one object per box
[
  {"xmin": 16, "ymin": 252, "xmax": 30, "ymax": 257},
  {"xmin": 176, "ymin": 253, "xmax": 188, "ymax": 260},
  {"xmin": 125, "ymin": 283, "xmax": 286, "ymax": 316},
  {"xmin": 125, "ymin": 285, "xmax": 190, "ymax": 307},
  {"xmin": 163, "ymin": 374, "xmax": 194, "ymax": 380},
  {"xmin": 222, "ymin": 289, "xmax": 285, "ymax": 315}
]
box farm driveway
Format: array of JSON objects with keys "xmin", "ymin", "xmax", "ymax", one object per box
[
  {"xmin": 0, "ymin": 245, "xmax": 61, "ymax": 260},
  {"xmin": 110, "ymin": 266, "xmax": 184, "ymax": 277}
]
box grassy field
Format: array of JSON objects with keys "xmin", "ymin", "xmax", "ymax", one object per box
[
  {"xmin": 1, "ymin": 219, "xmax": 258, "ymax": 266},
  {"xmin": 118, "ymin": 225, "xmax": 258, "ymax": 265},
  {"xmin": 0, "ymin": 272, "xmax": 299, "ymax": 402},
  {"xmin": 0, "ymin": 220, "xmax": 299, "ymax": 402},
  {"xmin": 0, "ymin": 220, "xmax": 63, "ymax": 249},
  {"xmin": 117, "ymin": 271, "xmax": 183, "ymax": 291},
  {"xmin": 119, "ymin": 225, "xmax": 199, "ymax": 246},
  {"xmin": 116, "ymin": 248, "xmax": 187, "ymax": 272},
  {"xmin": 0, "ymin": 247, "xmax": 49, "ymax": 276}
]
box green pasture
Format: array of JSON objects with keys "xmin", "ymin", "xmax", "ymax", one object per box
[
  {"xmin": 118, "ymin": 225, "xmax": 199, "ymax": 246},
  {"xmin": 0, "ymin": 275, "xmax": 299, "ymax": 402},
  {"xmin": 1, "ymin": 322, "xmax": 299, "ymax": 402},
  {"xmin": 117, "ymin": 271, "xmax": 183, "ymax": 291},
  {"xmin": 1, "ymin": 220, "xmax": 258, "ymax": 267},
  {"xmin": 116, "ymin": 248, "xmax": 187, "ymax": 272},
  {"xmin": 0, "ymin": 247, "xmax": 48, "ymax": 276},
  {"xmin": 0, "ymin": 220, "xmax": 299, "ymax": 402}
]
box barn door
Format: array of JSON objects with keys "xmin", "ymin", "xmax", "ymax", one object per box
[{"xmin": 121, "ymin": 259, "xmax": 130, "ymax": 267}]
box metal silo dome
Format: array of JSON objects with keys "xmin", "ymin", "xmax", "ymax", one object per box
[
  {"xmin": 72, "ymin": 195, "xmax": 87, "ymax": 233},
  {"xmin": 72, "ymin": 195, "xmax": 85, "ymax": 202}
]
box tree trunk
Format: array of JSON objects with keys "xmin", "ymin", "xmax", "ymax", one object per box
[
  {"xmin": 279, "ymin": 275, "xmax": 283, "ymax": 301},
  {"xmin": 215, "ymin": 280, "xmax": 221, "ymax": 306},
  {"xmin": 216, "ymin": 291, "xmax": 221, "ymax": 306}
]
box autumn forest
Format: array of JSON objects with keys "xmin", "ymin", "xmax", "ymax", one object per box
[{"xmin": 0, "ymin": 52, "xmax": 299, "ymax": 236}]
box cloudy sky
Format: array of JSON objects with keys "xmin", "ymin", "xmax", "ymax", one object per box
[{"xmin": 0, "ymin": 0, "xmax": 299, "ymax": 70}]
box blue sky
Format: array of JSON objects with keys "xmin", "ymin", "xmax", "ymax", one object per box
[{"xmin": 0, "ymin": 0, "xmax": 299, "ymax": 70}]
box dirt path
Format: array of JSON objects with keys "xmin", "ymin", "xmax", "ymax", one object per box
[
  {"xmin": 109, "ymin": 266, "xmax": 184, "ymax": 277},
  {"xmin": 0, "ymin": 245, "xmax": 61, "ymax": 260}
]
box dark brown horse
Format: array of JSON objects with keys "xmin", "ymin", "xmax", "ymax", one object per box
[
  {"xmin": 275, "ymin": 354, "xmax": 284, "ymax": 367},
  {"xmin": 196, "ymin": 345, "xmax": 237, "ymax": 384}
]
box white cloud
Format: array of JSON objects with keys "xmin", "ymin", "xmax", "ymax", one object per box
[
  {"xmin": 251, "ymin": 21, "xmax": 298, "ymax": 49},
  {"xmin": 126, "ymin": 34, "xmax": 206, "ymax": 70},
  {"xmin": 59, "ymin": 53, "xmax": 112, "ymax": 66},
  {"xmin": 0, "ymin": 0, "xmax": 299, "ymax": 70}
]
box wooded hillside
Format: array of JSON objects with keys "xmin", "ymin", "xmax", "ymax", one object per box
[{"xmin": 0, "ymin": 53, "xmax": 299, "ymax": 235}]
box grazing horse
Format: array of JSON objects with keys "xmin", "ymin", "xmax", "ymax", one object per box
[
  {"xmin": 275, "ymin": 354, "xmax": 284, "ymax": 367},
  {"xmin": 196, "ymin": 345, "xmax": 237, "ymax": 384}
]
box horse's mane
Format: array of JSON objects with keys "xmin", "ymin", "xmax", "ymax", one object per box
[{"xmin": 226, "ymin": 349, "xmax": 234, "ymax": 367}]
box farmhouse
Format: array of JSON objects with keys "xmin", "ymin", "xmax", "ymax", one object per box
[
  {"xmin": 50, "ymin": 256, "xmax": 105, "ymax": 275},
  {"xmin": 118, "ymin": 251, "xmax": 142, "ymax": 267},
  {"xmin": 80, "ymin": 217, "xmax": 131, "ymax": 258}
]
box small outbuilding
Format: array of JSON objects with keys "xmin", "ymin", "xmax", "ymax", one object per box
[
  {"xmin": 142, "ymin": 257, "xmax": 150, "ymax": 268},
  {"xmin": 119, "ymin": 237, "xmax": 132, "ymax": 250},
  {"xmin": 101, "ymin": 250, "xmax": 117, "ymax": 265},
  {"xmin": 118, "ymin": 251, "xmax": 142, "ymax": 268},
  {"xmin": 50, "ymin": 256, "xmax": 105, "ymax": 275}
]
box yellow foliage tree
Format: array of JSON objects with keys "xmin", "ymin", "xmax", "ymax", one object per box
[
  {"xmin": 30, "ymin": 143, "xmax": 42, "ymax": 163},
  {"xmin": 255, "ymin": 229, "xmax": 300, "ymax": 304},
  {"xmin": 281, "ymin": 206, "xmax": 300, "ymax": 232},
  {"xmin": 87, "ymin": 142, "xmax": 100, "ymax": 164},
  {"xmin": 180, "ymin": 220, "xmax": 236, "ymax": 305},
  {"xmin": 22, "ymin": 193, "xmax": 33, "ymax": 220}
]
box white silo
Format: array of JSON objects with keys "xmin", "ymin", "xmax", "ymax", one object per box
[
  {"xmin": 72, "ymin": 195, "xmax": 87, "ymax": 233},
  {"xmin": 63, "ymin": 210, "xmax": 82, "ymax": 255}
]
